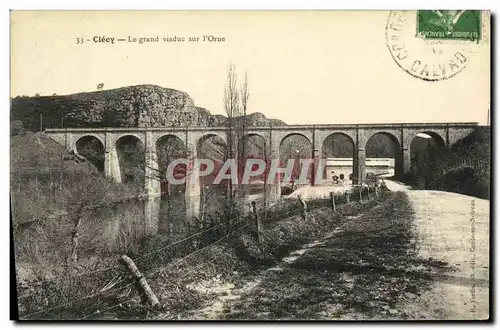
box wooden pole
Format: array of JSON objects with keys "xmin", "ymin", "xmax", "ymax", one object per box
[
  {"xmin": 297, "ymin": 195, "xmax": 307, "ymax": 220},
  {"xmin": 35, "ymin": 175, "xmax": 39, "ymax": 199},
  {"xmin": 48, "ymin": 170, "xmax": 53, "ymax": 201},
  {"xmin": 70, "ymin": 216, "xmax": 81, "ymax": 264},
  {"xmin": 119, "ymin": 255, "xmax": 159, "ymax": 307},
  {"xmin": 251, "ymin": 201, "xmax": 263, "ymax": 244},
  {"xmin": 359, "ymin": 185, "xmax": 363, "ymax": 203},
  {"xmin": 60, "ymin": 155, "xmax": 64, "ymax": 191},
  {"xmin": 330, "ymin": 191, "xmax": 336, "ymax": 212}
]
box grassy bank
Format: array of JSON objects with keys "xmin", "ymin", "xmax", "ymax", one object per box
[{"xmin": 232, "ymin": 193, "xmax": 386, "ymax": 267}]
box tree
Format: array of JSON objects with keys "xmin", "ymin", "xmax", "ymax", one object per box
[
  {"xmin": 224, "ymin": 63, "xmax": 240, "ymax": 167},
  {"xmin": 322, "ymin": 136, "xmax": 354, "ymax": 158},
  {"xmin": 96, "ymin": 83, "xmax": 104, "ymax": 91},
  {"xmin": 61, "ymin": 173, "xmax": 112, "ymax": 264},
  {"xmin": 155, "ymin": 137, "xmax": 186, "ymax": 234},
  {"xmin": 238, "ymin": 71, "xmax": 250, "ymax": 157},
  {"xmin": 223, "ymin": 63, "xmax": 251, "ymax": 218},
  {"xmin": 237, "ymin": 71, "xmax": 250, "ymax": 193},
  {"xmin": 10, "ymin": 120, "xmax": 25, "ymax": 136},
  {"xmin": 366, "ymin": 134, "xmax": 395, "ymax": 158}
]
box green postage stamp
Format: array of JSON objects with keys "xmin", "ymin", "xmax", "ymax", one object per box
[
  {"xmin": 386, "ymin": 10, "xmax": 488, "ymax": 81},
  {"xmin": 416, "ymin": 10, "xmax": 481, "ymax": 41}
]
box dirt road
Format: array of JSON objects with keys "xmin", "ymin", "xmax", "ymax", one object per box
[{"xmin": 384, "ymin": 180, "xmax": 490, "ymax": 320}]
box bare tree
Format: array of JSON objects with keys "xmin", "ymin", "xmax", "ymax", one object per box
[
  {"xmin": 61, "ymin": 173, "xmax": 112, "ymax": 264},
  {"xmin": 223, "ymin": 64, "xmax": 251, "ymax": 218},
  {"xmin": 237, "ymin": 71, "xmax": 251, "ymax": 202},
  {"xmin": 224, "ymin": 63, "xmax": 241, "ymax": 122},
  {"xmin": 238, "ymin": 71, "xmax": 250, "ymax": 164},
  {"xmin": 223, "ymin": 63, "xmax": 240, "ymax": 217},
  {"xmin": 199, "ymin": 184, "xmax": 220, "ymax": 231},
  {"xmin": 155, "ymin": 137, "xmax": 186, "ymax": 234}
]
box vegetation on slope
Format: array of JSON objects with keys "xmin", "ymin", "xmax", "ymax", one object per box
[
  {"xmin": 11, "ymin": 132, "xmax": 147, "ymax": 282},
  {"xmin": 407, "ymin": 127, "xmax": 490, "ymax": 199}
]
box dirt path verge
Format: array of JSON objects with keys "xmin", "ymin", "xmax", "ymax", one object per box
[{"xmin": 385, "ymin": 181, "xmax": 490, "ymax": 320}]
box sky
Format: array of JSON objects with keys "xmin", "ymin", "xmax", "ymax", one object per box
[{"xmin": 10, "ymin": 11, "xmax": 490, "ymax": 125}]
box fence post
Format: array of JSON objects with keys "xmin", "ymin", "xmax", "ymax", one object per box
[
  {"xmin": 119, "ymin": 255, "xmax": 159, "ymax": 308},
  {"xmin": 359, "ymin": 186, "xmax": 363, "ymax": 203},
  {"xmin": 251, "ymin": 201, "xmax": 263, "ymax": 244},
  {"xmin": 35, "ymin": 175, "xmax": 39, "ymax": 199},
  {"xmin": 297, "ymin": 195, "xmax": 307, "ymax": 220},
  {"xmin": 59, "ymin": 155, "xmax": 64, "ymax": 191},
  {"xmin": 329, "ymin": 191, "xmax": 336, "ymax": 212}
]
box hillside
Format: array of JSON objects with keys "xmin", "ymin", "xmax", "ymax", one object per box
[
  {"xmin": 10, "ymin": 132, "xmax": 97, "ymax": 174},
  {"xmin": 409, "ymin": 127, "xmax": 490, "ymax": 199},
  {"xmin": 10, "ymin": 131, "xmax": 148, "ymax": 282},
  {"xmin": 450, "ymin": 126, "xmax": 490, "ymax": 160},
  {"xmin": 437, "ymin": 127, "xmax": 490, "ymax": 199},
  {"xmin": 10, "ymin": 85, "xmax": 286, "ymax": 129}
]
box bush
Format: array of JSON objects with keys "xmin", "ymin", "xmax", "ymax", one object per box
[
  {"xmin": 12, "ymin": 170, "xmax": 149, "ymax": 282},
  {"xmin": 10, "ymin": 120, "xmax": 26, "ymax": 136}
]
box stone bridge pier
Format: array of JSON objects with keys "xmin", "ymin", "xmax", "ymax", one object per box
[
  {"xmin": 184, "ymin": 132, "xmax": 201, "ymax": 224},
  {"xmin": 44, "ymin": 122, "xmax": 478, "ymax": 234}
]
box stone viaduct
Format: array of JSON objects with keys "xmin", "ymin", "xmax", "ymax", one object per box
[{"xmin": 44, "ymin": 122, "xmax": 477, "ymax": 230}]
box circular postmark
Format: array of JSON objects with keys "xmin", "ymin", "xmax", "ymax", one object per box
[{"xmin": 386, "ymin": 10, "xmax": 488, "ymax": 81}]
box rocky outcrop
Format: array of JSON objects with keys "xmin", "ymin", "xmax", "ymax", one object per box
[
  {"xmin": 11, "ymin": 85, "xmax": 195, "ymax": 128},
  {"xmin": 10, "ymin": 85, "xmax": 287, "ymax": 129},
  {"xmin": 240, "ymin": 112, "xmax": 286, "ymax": 127},
  {"xmin": 207, "ymin": 112, "xmax": 287, "ymax": 128}
]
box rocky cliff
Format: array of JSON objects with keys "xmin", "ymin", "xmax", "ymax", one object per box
[{"xmin": 10, "ymin": 84, "xmax": 286, "ymax": 130}]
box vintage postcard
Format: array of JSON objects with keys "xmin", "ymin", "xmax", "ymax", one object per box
[{"xmin": 10, "ymin": 10, "xmax": 491, "ymax": 321}]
